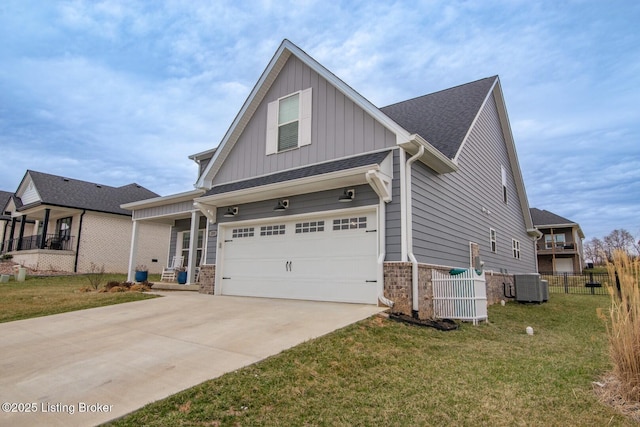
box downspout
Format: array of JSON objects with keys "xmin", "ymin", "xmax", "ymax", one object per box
[
  {"xmin": 406, "ymin": 145, "xmax": 425, "ymax": 314},
  {"xmin": 73, "ymin": 210, "xmax": 86, "ymax": 273}
]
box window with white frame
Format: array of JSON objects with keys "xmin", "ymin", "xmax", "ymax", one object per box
[
  {"xmin": 179, "ymin": 229, "xmax": 205, "ymax": 267},
  {"xmin": 266, "ymin": 88, "xmax": 312, "ymax": 154},
  {"xmin": 232, "ymin": 227, "xmax": 254, "ymax": 238},
  {"xmin": 295, "ymin": 221, "xmax": 324, "ymax": 233},
  {"xmin": 260, "ymin": 224, "xmax": 286, "ymax": 236},
  {"xmin": 333, "ymin": 217, "xmax": 367, "ymax": 230},
  {"xmin": 490, "ymin": 228, "xmax": 497, "ymax": 253},
  {"xmin": 512, "ymin": 238, "xmax": 520, "ymax": 259},
  {"xmin": 501, "ymin": 166, "xmax": 508, "ymax": 204}
]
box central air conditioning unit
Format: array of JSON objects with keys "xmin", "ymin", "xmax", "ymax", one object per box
[{"xmin": 514, "ymin": 274, "xmax": 546, "ymax": 303}]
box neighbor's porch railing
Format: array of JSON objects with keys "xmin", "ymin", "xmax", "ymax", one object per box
[{"xmin": 2, "ymin": 234, "xmax": 75, "ymax": 253}]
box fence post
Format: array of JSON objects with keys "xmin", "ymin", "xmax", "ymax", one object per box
[{"xmin": 564, "ymin": 272, "xmax": 569, "ymax": 294}]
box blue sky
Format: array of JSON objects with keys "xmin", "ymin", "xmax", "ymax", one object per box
[{"xmin": 1, "ymin": 0, "xmax": 638, "ymax": 242}]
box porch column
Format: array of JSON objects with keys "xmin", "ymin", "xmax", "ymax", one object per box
[
  {"xmin": 127, "ymin": 220, "xmax": 140, "ymax": 282},
  {"xmin": 7, "ymin": 217, "xmax": 17, "ymax": 251},
  {"xmin": 17, "ymin": 215, "xmax": 27, "ymax": 251},
  {"xmin": 187, "ymin": 210, "xmax": 200, "ymax": 284},
  {"xmin": 40, "ymin": 208, "xmax": 50, "ymax": 249}
]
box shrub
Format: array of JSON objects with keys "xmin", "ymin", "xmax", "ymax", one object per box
[
  {"xmin": 86, "ymin": 263, "xmax": 106, "ymax": 290},
  {"xmin": 601, "ymin": 250, "xmax": 640, "ymax": 402},
  {"xmin": 1, "ymin": 254, "xmax": 13, "ymax": 261}
]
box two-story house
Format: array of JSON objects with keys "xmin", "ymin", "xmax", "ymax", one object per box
[
  {"xmin": 530, "ymin": 208, "xmax": 585, "ymax": 273},
  {"xmin": 123, "ymin": 40, "xmax": 541, "ymax": 318}
]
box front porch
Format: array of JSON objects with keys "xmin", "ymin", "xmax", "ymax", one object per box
[{"xmin": 2, "ymin": 233, "xmax": 75, "ymax": 253}]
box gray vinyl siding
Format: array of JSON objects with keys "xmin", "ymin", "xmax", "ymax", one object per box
[
  {"xmin": 205, "ymin": 184, "xmax": 379, "ymax": 264},
  {"xmin": 411, "ymin": 93, "xmax": 536, "ymax": 274},
  {"xmin": 385, "ymin": 150, "xmax": 402, "ymax": 261},
  {"xmin": 168, "ymin": 217, "xmax": 207, "ymax": 266},
  {"xmin": 212, "ymin": 55, "xmax": 397, "ymax": 185}
]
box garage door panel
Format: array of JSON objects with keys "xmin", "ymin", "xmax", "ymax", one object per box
[{"xmin": 220, "ymin": 210, "xmax": 378, "ymax": 304}]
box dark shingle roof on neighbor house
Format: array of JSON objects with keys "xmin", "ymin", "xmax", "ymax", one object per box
[
  {"xmin": 18, "ymin": 171, "xmax": 159, "ymax": 216},
  {"xmin": 0, "ymin": 190, "xmax": 13, "ymax": 219},
  {"xmin": 530, "ymin": 208, "xmax": 576, "ymax": 226},
  {"xmin": 381, "ymin": 76, "xmax": 497, "ymax": 159}
]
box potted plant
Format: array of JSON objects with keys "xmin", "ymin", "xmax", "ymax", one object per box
[
  {"xmin": 176, "ymin": 267, "xmax": 187, "ymax": 284},
  {"xmin": 135, "ymin": 265, "xmax": 148, "ymax": 282}
]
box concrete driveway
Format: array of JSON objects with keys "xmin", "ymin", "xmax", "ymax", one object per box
[{"xmin": 0, "ymin": 292, "xmax": 384, "ymax": 426}]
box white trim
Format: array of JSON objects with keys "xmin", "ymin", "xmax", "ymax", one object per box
[
  {"xmin": 121, "ymin": 189, "xmax": 205, "ymax": 210},
  {"xmin": 195, "ymin": 163, "xmax": 383, "ymax": 208},
  {"xmin": 214, "ymin": 205, "xmax": 378, "ymax": 297}
]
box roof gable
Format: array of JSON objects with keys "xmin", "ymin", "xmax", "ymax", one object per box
[
  {"xmin": 195, "ymin": 39, "xmax": 415, "ymax": 189},
  {"xmin": 17, "ymin": 170, "xmax": 160, "ymax": 216},
  {"xmin": 381, "ymin": 76, "xmax": 497, "ymax": 159}
]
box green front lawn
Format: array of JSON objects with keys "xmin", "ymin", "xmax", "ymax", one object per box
[
  {"xmin": 107, "ymin": 294, "xmax": 633, "ymax": 426},
  {"xmin": 0, "ymin": 274, "xmax": 159, "ymax": 323}
]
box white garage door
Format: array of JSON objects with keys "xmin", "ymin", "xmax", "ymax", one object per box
[
  {"xmin": 219, "ymin": 209, "xmax": 378, "ymax": 304},
  {"xmin": 555, "ymin": 258, "xmax": 574, "ymax": 273}
]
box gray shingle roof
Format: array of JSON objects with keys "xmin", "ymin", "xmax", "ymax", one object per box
[
  {"xmin": 530, "ymin": 208, "xmax": 576, "ymax": 226},
  {"xmin": 205, "ymin": 150, "xmax": 392, "ymax": 196},
  {"xmin": 0, "ymin": 190, "xmax": 13, "ymax": 220},
  {"xmin": 381, "ymin": 76, "xmax": 497, "ymax": 159},
  {"xmin": 19, "ymin": 171, "xmax": 160, "ymax": 216}
]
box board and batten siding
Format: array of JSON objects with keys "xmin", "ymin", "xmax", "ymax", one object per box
[
  {"xmin": 411, "ymin": 93, "xmax": 536, "ymax": 274},
  {"xmin": 132, "ymin": 200, "xmax": 195, "ymax": 221},
  {"xmin": 212, "ymin": 55, "xmax": 397, "ymax": 186},
  {"xmin": 205, "ymin": 184, "xmax": 379, "ymax": 264}
]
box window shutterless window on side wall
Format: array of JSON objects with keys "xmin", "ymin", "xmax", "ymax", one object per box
[
  {"xmin": 266, "ymin": 88, "xmax": 312, "ymax": 155},
  {"xmin": 501, "ymin": 166, "xmax": 508, "ymax": 204},
  {"xmin": 490, "ymin": 228, "xmax": 497, "ymax": 253}
]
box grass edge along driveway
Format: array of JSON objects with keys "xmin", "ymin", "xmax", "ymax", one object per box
[
  {"xmin": 0, "ymin": 274, "xmax": 158, "ymax": 323},
  {"xmin": 107, "ymin": 294, "xmax": 634, "ymax": 426}
]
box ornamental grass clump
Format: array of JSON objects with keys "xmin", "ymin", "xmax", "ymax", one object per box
[{"xmin": 601, "ymin": 250, "xmax": 640, "ymax": 403}]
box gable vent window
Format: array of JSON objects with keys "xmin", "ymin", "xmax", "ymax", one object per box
[
  {"xmin": 232, "ymin": 227, "xmax": 254, "ymax": 238},
  {"xmin": 260, "ymin": 224, "xmax": 286, "ymax": 236},
  {"xmin": 295, "ymin": 221, "xmax": 324, "ymax": 234},
  {"xmin": 333, "ymin": 217, "xmax": 367, "ymax": 230},
  {"xmin": 266, "ymin": 88, "xmax": 312, "ymax": 155}
]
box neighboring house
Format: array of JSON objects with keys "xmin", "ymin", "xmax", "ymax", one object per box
[
  {"xmin": 124, "ymin": 40, "xmax": 540, "ymax": 317},
  {"xmin": 1, "ymin": 170, "xmax": 170, "ymax": 274},
  {"xmin": 530, "ymin": 208, "xmax": 585, "ymax": 273},
  {"xmin": 0, "ymin": 190, "xmax": 14, "ymax": 253}
]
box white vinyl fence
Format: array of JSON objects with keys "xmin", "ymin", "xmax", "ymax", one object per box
[{"xmin": 432, "ymin": 269, "xmax": 488, "ymax": 325}]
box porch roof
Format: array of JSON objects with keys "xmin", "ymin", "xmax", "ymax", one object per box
[{"xmin": 196, "ymin": 150, "xmax": 392, "ymax": 208}]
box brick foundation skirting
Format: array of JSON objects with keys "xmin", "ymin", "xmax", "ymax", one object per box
[
  {"xmin": 198, "ymin": 264, "xmax": 215, "ymax": 295},
  {"xmin": 383, "ymin": 262, "xmax": 514, "ymax": 320}
]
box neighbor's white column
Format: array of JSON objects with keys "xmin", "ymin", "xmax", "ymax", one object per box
[{"xmin": 127, "ymin": 220, "xmax": 140, "ymax": 282}]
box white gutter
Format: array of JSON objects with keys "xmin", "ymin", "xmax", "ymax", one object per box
[{"xmin": 406, "ymin": 145, "xmax": 425, "ymax": 313}]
